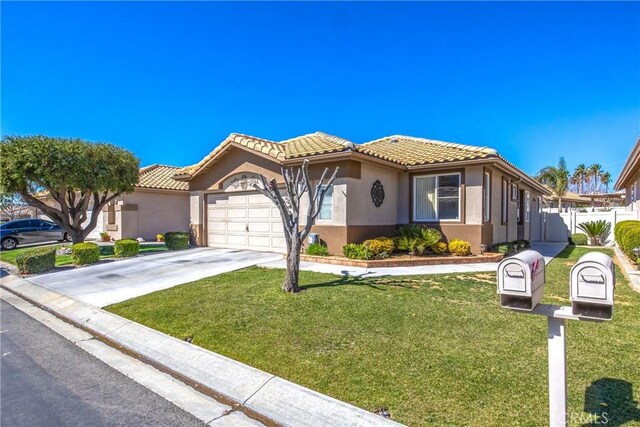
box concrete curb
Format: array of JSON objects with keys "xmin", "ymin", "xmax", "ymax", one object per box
[
  {"xmin": 613, "ymin": 245, "xmax": 640, "ymax": 293},
  {"xmin": 0, "ymin": 273, "xmax": 404, "ymax": 427}
]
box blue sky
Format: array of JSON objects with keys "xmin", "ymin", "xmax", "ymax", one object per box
[{"xmin": 2, "ymin": 1, "xmax": 639, "ymax": 183}]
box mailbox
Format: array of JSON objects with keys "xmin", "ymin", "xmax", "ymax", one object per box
[
  {"xmin": 570, "ymin": 252, "xmax": 615, "ymax": 320},
  {"xmin": 497, "ymin": 250, "xmax": 546, "ymax": 311}
]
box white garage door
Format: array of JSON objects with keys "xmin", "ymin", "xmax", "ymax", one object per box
[{"xmin": 207, "ymin": 192, "xmax": 286, "ymax": 252}]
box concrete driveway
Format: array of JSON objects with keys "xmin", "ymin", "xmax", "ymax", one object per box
[{"xmin": 29, "ymin": 248, "xmax": 282, "ymax": 307}]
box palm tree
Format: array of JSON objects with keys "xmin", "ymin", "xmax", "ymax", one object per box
[
  {"xmin": 589, "ymin": 164, "xmax": 603, "ymax": 193},
  {"xmin": 572, "ymin": 164, "xmax": 587, "ymax": 194},
  {"xmin": 536, "ymin": 157, "xmax": 570, "ymax": 212},
  {"xmin": 600, "ymin": 172, "xmax": 611, "ymax": 193}
]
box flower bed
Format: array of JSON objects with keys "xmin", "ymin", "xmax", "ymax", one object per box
[{"xmin": 299, "ymin": 252, "xmax": 504, "ymax": 268}]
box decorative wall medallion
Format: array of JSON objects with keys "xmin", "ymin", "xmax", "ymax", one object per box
[
  {"xmin": 223, "ymin": 173, "xmax": 262, "ymax": 192},
  {"xmin": 371, "ymin": 180, "xmax": 385, "ymax": 207}
]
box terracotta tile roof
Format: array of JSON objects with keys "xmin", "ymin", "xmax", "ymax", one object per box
[
  {"xmin": 357, "ymin": 135, "xmax": 497, "ymax": 166},
  {"xmin": 280, "ymin": 132, "xmax": 355, "ymax": 158},
  {"xmin": 137, "ymin": 165, "xmax": 188, "ymax": 191}
]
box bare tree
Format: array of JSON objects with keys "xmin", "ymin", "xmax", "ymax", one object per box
[
  {"xmin": 255, "ymin": 159, "xmax": 338, "ymax": 293},
  {"xmin": 0, "ymin": 193, "xmax": 31, "ymax": 221}
]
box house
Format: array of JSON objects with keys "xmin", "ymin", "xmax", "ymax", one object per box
[
  {"xmin": 103, "ymin": 165, "xmax": 190, "ymax": 241},
  {"xmin": 614, "ymin": 137, "xmax": 640, "ymax": 216},
  {"xmin": 35, "ymin": 165, "xmax": 189, "ymax": 241},
  {"xmin": 543, "ymin": 189, "xmax": 591, "ymax": 211},
  {"xmin": 174, "ymin": 132, "xmax": 550, "ymax": 254}
]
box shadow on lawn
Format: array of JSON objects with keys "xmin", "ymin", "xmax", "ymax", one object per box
[
  {"xmin": 582, "ymin": 378, "xmax": 640, "ymax": 426},
  {"xmin": 301, "ymin": 272, "xmax": 427, "ymax": 291}
]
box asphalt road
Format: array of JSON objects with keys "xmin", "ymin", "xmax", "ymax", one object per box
[{"xmin": 0, "ymin": 300, "xmax": 204, "ymax": 427}]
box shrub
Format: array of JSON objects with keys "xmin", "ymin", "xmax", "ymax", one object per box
[
  {"xmin": 156, "ymin": 233, "xmax": 165, "ymax": 242},
  {"xmin": 363, "ymin": 237, "xmax": 395, "ymax": 256},
  {"xmin": 342, "ymin": 243, "xmax": 369, "ymax": 260},
  {"xmin": 114, "ymin": 239, "xmax": 140, "ymax": 257},
  {"xmin": 570, "ymin": 233, "xmax": 588, "ymax": 245},
  {"xmin": 396, "ymin": 235, "xmax": 420, "ymax": 255},
  {"xmin": 430, "ymin": 242, "xmax": 449, "ymax": 255},
  {"xmin": 577, "ymin": 220, "xmax": 611, "ymax": 246},
  {"xmin": 15, "ymin": 246, "xmax": 56, "ymax": 274},
  {"xmin": 306, "ymin": 242, "xmax": 329, "ymax": 256},
  {"xmin": 448, "ymin": 238, "xmax": 472, "ymax": 256},
  {"xmin": 615, "ymin": 220, "xmax": 640, "ymax": 247},
  {"xmin": 618, "ymin": 222, "xmax": 640, "ymax": 259},
  {"xmin": 416, "ymin": 228, "xmax": 442, "ymax": 255},
  {"xmin": 164, "ymin": 231, "xmax": 190, "ymax": 250},
  {"xmin": 72, "ymin": 242, "xmax": 100, "ymax": 265},
  {"xmin": 396, "ymin": 225, "xmax": 442, "ymax": 255},
  {"xmin": 496, "ymin": 244, "xmax": 510, "ymax": 255}
]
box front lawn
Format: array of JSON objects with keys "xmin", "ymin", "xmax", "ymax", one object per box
[
  {"xmin": 107, "ymin": 247, "xmax": 640, "ymax": 426},
  {"xmin": 1, "ymin": 243, "xmax": 167, "ymax": 267}
]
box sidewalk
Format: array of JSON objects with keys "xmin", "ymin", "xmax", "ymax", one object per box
[
  {"xmin": 0, "ymin": 271, "xmax": 403, "ymax": 427},
  {"xmin": 613, "ymin": 245, "xmax": 640, "ymax": 293},
  {"xmin": 259, "ymin": 242, "xmax": 567, "ymax": 277}
]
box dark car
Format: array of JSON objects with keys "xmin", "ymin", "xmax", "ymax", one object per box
[{"xmin": 0, "ymin": 219, "xmax": 69, "ymax": 250}]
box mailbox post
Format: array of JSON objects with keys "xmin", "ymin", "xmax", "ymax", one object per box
[{"xmin": 497, "ymin": 250, "xmax": 615, "ymax": 427}]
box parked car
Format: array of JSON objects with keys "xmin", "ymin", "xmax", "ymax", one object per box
[{"xmin": 0, "ymin": 219, "xmax": 69, "ymax": 250}]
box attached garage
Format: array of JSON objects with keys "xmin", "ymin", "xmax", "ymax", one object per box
[{"xmin": 207, "ymin": 192, "xmax": 286, "ymax": 252}]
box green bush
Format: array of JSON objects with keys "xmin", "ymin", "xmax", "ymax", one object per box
[
  {"xmin": 164, "ymin": 231, "xmax": 190, "ymax": 250},
  {"xmin": 306, "ymin": 242, "xmax": 329, "ymax": 256},
  {"xmin": 363, "ymin": 237, "xmax": 395, "ymax": 258},
  {"xmin": 496, "ymin": 244, "xmax": 510, "ymax": 255},
  {"xmin": 614, "ymin": 220, "xmax": 639, "ymax": 244},
  {"xmin": 395, "ymin": 225, "xmax": 442, "ymax": 255},
  {"xmin": 72, "ymin": 242, "xmax": 100, "ymax": 265},
  {"xmin": 618, "ymin": 222, "xmax": 640, "ymax": 259},
  {"xmin": 343, "ymin": 243, "xmax": 369, "ymax": 260},
  {"xmin": 430, "ymin": 242, "xmax": 449, "ymax": 255},
  {"xmin": 15, "ymin": 246, "xmax": 56, "ymax": 274},
  {"xmin": 569, "ymin": 233, "xmax": 588, "ymax": 245},
  {"xmin": 448, "ymin": 238, "xmax": 472, "ymax": 256},
  {"xmin": 114, "ymin": 239, "xmax": 140, "ymax": 257}
]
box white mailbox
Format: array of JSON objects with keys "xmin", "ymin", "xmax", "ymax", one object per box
[
  {"xmin": 497, "ymin": 250, "xmax": 546, "ymax": 311},
  {"xmin": 570, "ymin": 252, "xmax": 615, "ymax": 320}
]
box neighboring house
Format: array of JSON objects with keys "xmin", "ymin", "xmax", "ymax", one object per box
[
  {"xmin": 543, "ymin": 189, "xmax": 591, "ymax": 211},
  {"xmin": 174, "ymin": 132, "xmax": 550, "ymax": 254},
  {"xmin": 614, "ymin": 137, "xmax": 640, "ymax": 216},
  {"xmin": 103, "ymin": 165, "xmax": 189, "ymax": 241},
  {"xmin": 36, "ymin": 165, "xmax": 189, "ymax": 241}
]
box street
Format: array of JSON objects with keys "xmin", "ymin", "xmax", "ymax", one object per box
[{"xmin": 0, "ymin": 300, "xmax": 204, "ymax": 427}]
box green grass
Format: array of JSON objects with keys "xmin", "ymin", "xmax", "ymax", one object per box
[
  {"xmin": 106, "ymin": 247, "xmax": 640, "ymax": 426},
  {"xmin": 1, "ymin": 243, "xmax": 167, "ymax": 267}
]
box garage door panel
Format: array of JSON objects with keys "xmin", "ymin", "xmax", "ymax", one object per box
[
  {"xmin": 248, "ymin": 208, "xmax": 270, "ymax": 218},
  {"xmin": 208, "ymin": 209, "xmax": 226, "ymax": 219},
  {"xmin": 227, "ymin": 222, "xmax": 247, "ymax": 232},
  {"xmin": 248, "ymin": 222, "xmax": 270, "ymax": 233},
  {"xmin": 227, "ymin": 208, "xmax": 247, "ymax": 219},
  {"xmin": 207, "ymin": 191, "xmax": 285, "ymax": 252}
]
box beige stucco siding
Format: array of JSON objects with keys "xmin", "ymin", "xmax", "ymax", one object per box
[
  {"xmin": 464, "ymin": 165, "xmax": 484, "ymax": 225},
  {"xmin": 346, "ymin": 162, "xmax": 401, "ymax": 226},
  {"xmin": 109, "ymin": 190, "xmax": 189, "ymax": 241},
  {"xmin": 624, "ymin": 169, "xmax": 640, "ymax": 213}
]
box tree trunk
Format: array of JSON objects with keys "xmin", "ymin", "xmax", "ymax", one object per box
[
  {"xmin": 283, "ymin": 241, "xmax": 301, "ymax": 293},
  {"xmin": 69, "ymin": 230, "xmax": 85, "ymax": 244}
]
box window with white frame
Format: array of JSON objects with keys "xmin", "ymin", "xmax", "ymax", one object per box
[
  {"xmin": 501, "ymin": 179, "xmax": 508, "ymax": 223},
  {"xmin": 318, "ymin": 185, "xmax": 333, "ymax": 220},
  {"xmin": 483, "ymin": 171, "xmax": 491, "ymax": 222},
  {"xmin": 525, "ymin": 191, "xmax": 530, "ymax": 222},
  {"xmin": 414, "ymin": 173, "xmax": 461, "ymax": 221}
]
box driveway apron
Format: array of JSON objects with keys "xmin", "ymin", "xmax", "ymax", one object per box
[{"xmin": 28, "ymin": 248, "xmax": 282, "ymax": 307}]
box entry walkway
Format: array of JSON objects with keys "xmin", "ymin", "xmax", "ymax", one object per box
[{"xmin": 258, "ymin": 242, "xmax": 567, "ymax": 277}]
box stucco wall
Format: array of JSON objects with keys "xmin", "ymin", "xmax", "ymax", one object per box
[
  {"xmin": 624, "ymin": 169, "xmax": 640, "ymax": 213},
  {"xmin": 109, "ymin": 190, "xmax": 189, "ymax": 241},
  {"xmin": 346, "ymin": 162, "xmax": 401, "ymax": 226}
]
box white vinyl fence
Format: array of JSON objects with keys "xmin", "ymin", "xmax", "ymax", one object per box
[{"xmin": 553, "ymin": 210, "xmax": 639, "ymax": 245}]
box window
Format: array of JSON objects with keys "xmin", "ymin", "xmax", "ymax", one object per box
[
  {"xmin": 107, "ymin": 203, "xmax": 116, "ymax": 225},
  {"xmin": 414, "ymin": 173, "xmax": 461, "ymax": 221},
  {"xmin": 511, "ymin": 183, "xmax": 518, "ymax": 201},
  {"xmin": 501, "ymin": 179, "xmax": 508, "ymax": 223},
  {"xmin": 525, "ymin": 191, "xmax": 531, "ymax": 223},
  {"xmin": 318, "ymin": 185, "xmax": 333, "ymax": 220},
  {"xmin": 483, "ymin": 171, "xmax": 491, "ymax": 222}
]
